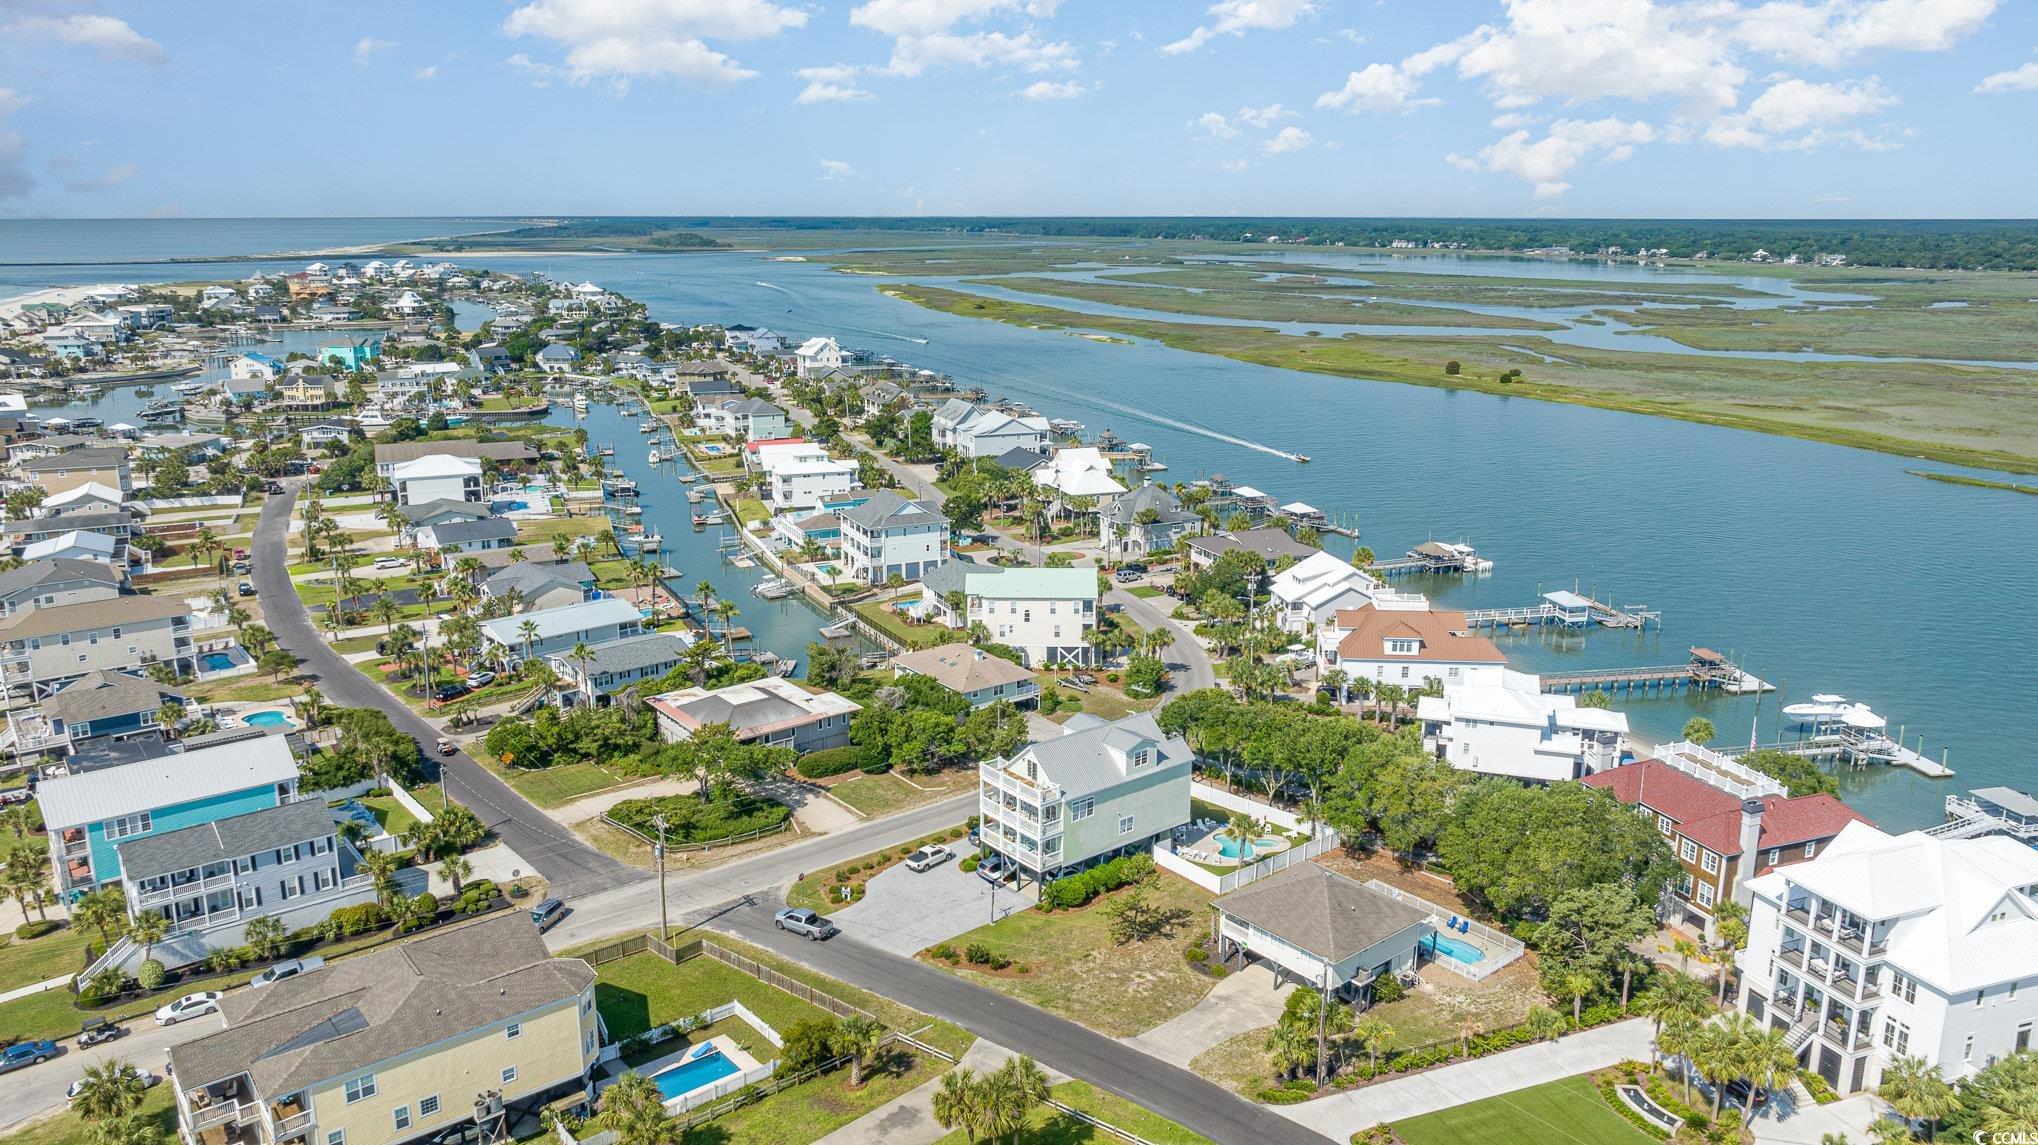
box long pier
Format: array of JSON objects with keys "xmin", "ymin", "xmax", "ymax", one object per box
[
  {"xmin": 1718, "ymin": 733, "xmax": 1953, "ymax": 779},
  {"xmin": 1541, "ymin": 648, "xmax": 1769, "ymax": 694},
  {"xmin": 1466, "ymin": 589, "xmax": 1661, "ymax": 631}
]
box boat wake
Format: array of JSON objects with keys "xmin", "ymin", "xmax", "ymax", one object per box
[
  {"xmin": 1026, "ymin": 382, "xmax": 1307, "ymax": 463},
  {"xmin": 752, "ymin": 281, "xmax": 788, "ymax": 293}
]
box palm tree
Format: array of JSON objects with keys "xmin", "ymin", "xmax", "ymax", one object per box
[
  {"xmin": 518, "ymin": 618, "xmax": 540, "ymax": 665},
  {"xmin": 72, "ymin": 887, "xmax": 127, "ymax": 950},
  {"xmin": 568, "ymin": 641, "xmax": 595, "ymax": 701},
  {"xmin": 438, "ymin": 853, "xmax": 472, "ymax": 895},
  {"xmin": 70, "ymin": 1060, "xmax": 149, "ymax": 1123},
  {"xmin": 1526, "ymin": 1006, "xmax": 1565, "ymax": 1043},
  {"xmin": 1739, "ymin": 1023, "xmax": 1800, "ymax": 1121},
  {"xmin": 127, "ymin": 910, "xmax": 169, "ymax": 966},
  {"xmin": 361, "ymin": 849, "xmax": 403, "ymax": 908},
  {"xmin": 1866, "ymin": 1117, "xmax": 1913, "ymax": 1145},
  {"xmin": 3, "ymin": 847, "xmax": 50, "ymax": 921},
  {"xmin": 837, "ymin": 1015, "xmax": 880, "ymax": 1088},
  {"xmin": 1635, "ymin": 973, "xmax": 1713, "ymax": 1067},
  {"xmin": 995, "ymin": 1056, "xmax": 1049, "ymax": 1145},
  {"xmin": 1878, "ymin": 1054, "xmax": 1958, "ymax": 1140},
  {"xmin": 714, "ymin": 598, "xmax": 740, "ymax": 651},
  {"xmin": 1559, "ymin": 968, "xmax": 1598, "ymax": 1026},
  {"xmin": 932, "ymin": 1069, "xmax": 986, "ymax": 1143},
  {"xmin": 1657, "ymin": 1017, "xmax": 1702, "ymax": 1102},
  {"xmin": 596, "ymin": 1071, "xmax": 672, "ymax": 1145},
  {"xmin": 1688, "ymin": 1022, "xmax": 1739, "ymax": 1116},
  {"xmin": 1320, "ymin": 667, "xmax": 1349, "ymax": 705},
  {"xmin": 373, "ymin": 595, "xmax": 402, "ymax": 634},
  {"xmin": 243, "ymin": 914, "xmax": 287, "ymax": 962},
  {"xmin": 0, "ymin": 804, "xmax": 32, "ymax": 840},
  {"xmin": 1352, "ymin": 1014, "xmax": 1394, "ymax": 1073},
  {"xmin": 1264, "ymin": 1022, "xmax": 1316, "ymax": 1082}
]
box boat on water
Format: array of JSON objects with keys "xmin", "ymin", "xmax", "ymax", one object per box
[
  {"xmin": 753, "ymin": 577, "xmax": 793, "ymax": 600},
  {"xmin": 622, "ymin": 504, "xmax": 643, "ymax": 516},
  {"xmin": 69, "ymin": 416, "xmax": 102, "ymax": 430},
  {"xmin": 598, "ymin": 444, "xmax": 614, "ymax": 457},
  {"xmin": 637, "ymin": 422, "xmax": 656, "ymax": 433},
  {"xmin": 772, "ymin": 657, "xmax": 798, "ymax": 676},
  {"xmin": 692, "ymin": 511, "xmax": 724, "ymax": 527},
  {"xmin": 138, "ymin": 400, "xmax": 182, "ymax": 421},
  {"xmin": 818, "ymin": 619, "xmax": 857, "ymax": 639},
  {"xmin": 638, "ymin": 533, "xmax": 662, "ymax": 550},
  {"xmin": 1783, "ymin": 694, "xmax": 1887, "ymax": 732},
  {"xmin": 1294, "ymin": 454, "xmax": 1312, "ymax": 463},
  {"xmin": 602, "ymin": 477, "xmax": 638, "ymax": 497},
  {"xmin": 171, "ymin": 381, "xmax": 211, "ymax": 395},
  {"xmin": 677, "ymin": 472, "xmax": 697, "ymax": 484},
  {"xmin": 356, "ymin": 407, "xmax": 392, "ymax": 431},
  {"xmin": 647, "ymin": 448, "xmax": 661, "ymax": 465}
]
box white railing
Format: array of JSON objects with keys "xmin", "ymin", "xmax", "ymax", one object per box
[
  {"xmin": 1657, "ymin": 741, "xmax": 1787, "ymax": 800},
  {"xmin": 1155, "ymin": 830, "xmax": 1341, "ymax": 894},
  {"xmin": 1361, "ymin": 878, "xmax": 1527, "ymax": 982},
  {"xmin": 1189, "ymin": 780, "xmax": 1316, "ymax": 834},
  {"xmin": 664, "ymin": 1061, "xmax": 778, "ymax": 1114}
]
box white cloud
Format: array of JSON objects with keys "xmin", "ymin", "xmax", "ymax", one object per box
[
  {"xmin": 1732, "ymin": 0, "xmax": 1997, "ymax": 68},
  {"xmin": 1976, "ymin": 61, "xmax": 2038, "ymax": 93},
  {"xmin": 1236, "ymin": 102, "xmax": 1293, "ymax": 127},
  {"xmin": 1490, "ymin": 112, "xmax": 1536, "ymax": 129},
  {"xmin": 1449, "ymin": 1, "xmax": 1745, "ymax": 115},
  {"xmin": 1317, "ymin": 61, "xmax": 1436, "ymax": 114},
  {"xmin": 1163, "ymin": 0, "xmax": 1317, "ymax": 55},
  {"xmin": 850, "ymin": 0, "xmax": 1059, "ymax": 38},
  {"xmin": 1020, "ymin": 79, "xmax": 1088, "ymax": 100},
  {"xmin": 503, "ymin": 0, "xmax": 807, "ymax": 89},
  {"xmin": 794, "ymin": 64, "xmax": 874, "ymax": 103},
  {"xmin": 353, "ymin": 36, "xmax": 398, "ymax": 66},
  {"xmin": 1221, "ymin": 158, "xmax": 1250, "ymax": 172},
  {"xmin": 1262, "ymin": 125, "xmax": 1313, "ymax": 154},
  {"xmin": 1187, "ymin": 111, "xmax": 1239, "ymax": 140},
  {"xmin": 413, "ymin": 65, "xmax": 439, "ymax": 81},
  {"xmin": 1469, "ymin": 116, "xmax": 1656, "ymax": 196},
  {"xmin": 819, "ymin": 158, "xmax": 860, "ymax": 180},
  {"xmin": 881, "ymin": 30, "xmax": 1076, "ymax": 77},
  {"xmin": 1705, "ymin": 76, "xmax": 1897, "ymax": 148},
  {"xmin": 7, "ymin": 14, "xmax": 164, "ymax": 64},
  {"xmin": 56, "ymin": 160, "xmax": 139, "ymax": 193}
]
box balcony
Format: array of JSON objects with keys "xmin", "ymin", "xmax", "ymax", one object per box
[{"xmin": 133, "ymin": 871, "xmax": 237, "ymax": 908}]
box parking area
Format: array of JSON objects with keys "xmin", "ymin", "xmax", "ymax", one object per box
[{"xmin": 832, "ymin": 853, "xmax": 1026, "ymax": 956}]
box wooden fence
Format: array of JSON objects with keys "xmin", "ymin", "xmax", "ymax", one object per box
[{"xmin": 572, "ymin": 932, "xmax": 880, "ymax": 1026}]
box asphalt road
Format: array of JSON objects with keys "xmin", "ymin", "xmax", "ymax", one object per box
[
  {"xmin": 0, "ymin": 1012, "xmax": 222, "ymax": 1135},
  {"xmin": 711, "ymin": 897, "xmax": 1333, "ymax": 1145},
  {"xmin": 252, "ymin": 482, "xmax": 643, "ymax": 899}
]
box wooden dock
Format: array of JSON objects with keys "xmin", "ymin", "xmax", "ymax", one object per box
[
  {"xmin": 1372, "ymin": 542, "xmax": 1492, "ymax": 577},
  {"xmin": 1720, "ymin": 733, "xmax": 1952, "ymax": 778},
  {"xmin": 1466, "ymin": 588, "xmax": 1659, "ymax": 630},
  {"xmin": 1541, "ymin": 648, "xmax": 1766, "ymax": 694}
]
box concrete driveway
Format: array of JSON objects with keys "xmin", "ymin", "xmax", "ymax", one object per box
[
  {"xmin": 832, "ymin": 855, "xmax": 1024, "ymax": 956},
  {"xmin": 1125, "ymin": 962, "xmax": 1292, "ymax": 1066}
]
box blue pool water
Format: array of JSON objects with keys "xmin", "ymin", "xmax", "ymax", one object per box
[
  {"xmin": 1215, "ymin": 833, "xmax": 1285, "ymax": 860},
  {"xmin": 243, "ymin": 711, "xmax": 291, "ymax": 729},
  {"xmin": 651, "ymin": 1050, "xmax": 740, "ymax": 1100},
  {"xmin": 200, "ymin": 652, "xmax": 236, "ymax": 672},
  {"xmin": 1426, "ymin": 932, "xmax": 1487, "ymax": 964}
]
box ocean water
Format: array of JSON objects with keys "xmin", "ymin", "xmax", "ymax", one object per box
[
  {"xmin": 0, "ymin": 217, "xmax": 507, "ymax": 265},
  {"xmin": 5, "ymin": 222, "xmax": 2033, "ymax": 830}
]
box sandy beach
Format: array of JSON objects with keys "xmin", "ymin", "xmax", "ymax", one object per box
[{"xmin": 0, "ymin": 283, "xmax": 123, "ymax": 322}]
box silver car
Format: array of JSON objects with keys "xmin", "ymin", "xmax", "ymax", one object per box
[
  {"xmin": 905, "ymin": 845, "xmax": 952, "ymax": 872},
  {"xmin": 773, "ymin": 907, "xmax": 838, "ymax": 940}
]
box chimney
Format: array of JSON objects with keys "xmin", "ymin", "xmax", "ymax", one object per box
[
  {"xmin": 972, "ymin": 649, "xmax": 984, "ymax": 661},
  {"xmin": 1732, "ymin": 798, "xmax": 1765, "ymax": 910}
]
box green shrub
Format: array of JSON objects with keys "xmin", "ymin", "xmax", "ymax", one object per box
[
  {"xmin": 82, "ymin": 968, "xmax": 128, "ymax": 1004},
  {"xmin": 1038, "ymin": 853, "xmax": 1151, "ymax": 911},
  {"xmin": 322, "ymin": 902, "xmax": 385, "ymax": 939},
  {"xmin": 1800, "ymin": 1070, "xmax": 1838, "ymax": 1105},
  {"xmin": 1370, "ymin": 975, "xmax": 1406, "ymax": 1004},
  {"xmin": 960, "ymin": 854, "xmax": 981, "ymax": 873},
  {"xmin": 964, "ymin": 942, "xmax": 993, "ymax": 965},
  {"xmin": 607, "ymin": 793, "xmax": 791, "ymax": 846},
  {"xmin": 13, "ymin": 920, "xmax": 59, "ymax": 940},
  {"xmin": 929, "ymin": 943, "xmax": 957, "ymax": 962},
  {"xmin": 795, "ymin": 746, "xmax": 862, "ymax": 779},
  {"xmin": 1257, "ymin": 1087, "xmax": 1312, "ymax": 1105},
  {"xmin": 136, "ymin": 959, "xmax": 166, "ymax": 991},
  {"xmin": 1185, "ymin": 946, "xmax": 1209, "ymax": 964}
]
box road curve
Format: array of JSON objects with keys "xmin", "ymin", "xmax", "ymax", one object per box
[{"xmin": 251, "ymin": 483, "xmax": 644, "ymax": 899}]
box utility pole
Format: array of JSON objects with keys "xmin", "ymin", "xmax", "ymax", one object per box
[
  {"xmin": 652, "ymin": 813, "xmax": 669, "ymax": 941},
  {"xmin": 1316, "ymin": 964, "xmax": 1330, "ymax": 1089}
]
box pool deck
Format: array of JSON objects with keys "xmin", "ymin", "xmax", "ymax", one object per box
[
  {"xmin": 641, "ymin": 1034, "xmax": 761, "ymax": 1108},
  {"xmin": 1171, "ymin": 819, "xmax": 1295, "ymax": 867}
]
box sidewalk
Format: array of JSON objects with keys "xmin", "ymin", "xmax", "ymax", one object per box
[
  {"xmin": 813, "ymin": 1039, "xmax": 1071, "ymax": 1145},
  {"xmin": 1274, "ymin": 1017, "xmax": 1654, "ymax": 1138}
]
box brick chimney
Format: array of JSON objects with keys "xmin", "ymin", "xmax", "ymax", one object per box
[{"xmin": 1733, "ymin": 798, "xmax": 1766, "ymax": 909}]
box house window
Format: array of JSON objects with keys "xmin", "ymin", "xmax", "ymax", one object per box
[
  {"xmin": 501, "ymin": 1067, "xmax": 518, "ymax": 1085},
  {"xmin": 1696, "ymin": 882, "xmax": 1715, "ymax": 908},
  {"xmin": 1978, "ymin": 989, "xmax": 1987, "ymax": 1008},
  {"xmin": 1884, "ymin": 1018, "xmax": 1910, "ymax": 1054},
  {"xmin": 344, "ymin": 1075, "xmax": 376, "ymax": 1103},
  {"xmin": 1701, "ymin": 852, "xmax": 1721, "ymax": 875},
  {"xmin": 1768, "ymin": 848, "xmax": 1781, "ymax": 866},
  {"xmin": 1803, "ymin": 842, "xmax": 1815, "ymax": 858},
  {"xmin": 393, "ymin": 1107, "xmax": 411, "ymax": 1132},
  {"xmin": 1070, "ymin": 797, "xmax": 1094, "ymax": 821},
  {"xmin": 1964, "ymin": 1034, "xmax": 1975, "ymax": 1061},
  {"xmin": 327, "ymin": 1133, "xmax": 345, "ymax": 1145},
  {"xmin": 105, "ymin": 812, "xmax": 151, "ymax": 840},
  {"xmin": 506, "ymin": 1022, "xmax": 521, "ymax": 1040},
  {"xmin": 1680, "ymin": 839, "xmax": 1697, "ymax": 861},
  {"xmin": 1892, "ymin": 972, "xmax": 1917, "ymax": 1003},
  {"xmin": 2019, "ymin": 1023, "xmax": 2031, "ymax": 1053},
  {"xmin": 1657, "ymin": 814, "xmax": 1673, "ymax": 834},
  {"xmin": 1119, "ymin": 815, "xmax": 1135, "ymax": 835}
]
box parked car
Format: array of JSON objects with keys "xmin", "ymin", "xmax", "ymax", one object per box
[
  {"xmin": 153, "ymin": 991, "xmax": 222, "ymax": 1026},
  {"xmin": 436, "ymin": 736, "xmax": 457, "ymax": 756},
  {"xmin": 531, "ymin": 898, "xmax": 567, "ymax": 932},
  {"xmin": 0, "ymin": 787, "xmax": 30, "ymax": 807},
  {"xmin": 237, "ymin": 580, "xmax": 256, "ymax": 597},
  {"xmin": 372, "ymin": 556, "xmax": 407, "ymax": 570},
  {"xmin": 1120, "ymin": 562, "xmax": 1149, "ymax": 574},
  {"xmin": 1722, "ymin": 1079, "xmax": 1769, "ymax": 1109},
  {"xmin": 905, "ymin": 844, "xmax": 953, "ymax": 872},
  {"xmin": 977, "ymin": 854, "xmax": 1011, "ymax": 885},
  {"xmin": 0, "ymin": 1040, "xmax": 58, "ymax": 1074},
  {"xmin": 249, "ymin": 956, "xmax": 325, "ymax": 989},
  {"xmin": 231, "ymin": 560, "xmax": 250, "ymax": 575},
  {"xmin": 466, "ymin": 670, "xmax": 496, "ymax": 689},
  {"xmin": 67, "ymin": 1064, "xmax": 155, "ymax": 1100},
  {"xmin": 433, "ymin": 682, "xmax": 471, "ymax": 703},
  {"xmin": 967, "ymin": 825, "xmax": 981, "ymax": 847},
  {"xmin": 774, "ymin": 907, "xmax": 838, "ymax": 941},
  {"xmin": 1113, "ymin": 568, "xmax": 1143, "ymax": 583},
  {"xmin": 264, "ymin": 480, "xmax": 285, "ymax": 495}
]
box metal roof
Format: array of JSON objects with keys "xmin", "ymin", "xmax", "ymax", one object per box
[{"xmin": 36, "ymin": 735, "xmax": 298, "ymax": 830}]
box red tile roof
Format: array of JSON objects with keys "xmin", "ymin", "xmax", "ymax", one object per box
[
  {"xmin": 1584, "ymin": 759, "xmax": 1875, "ymax": 860},
  {"xmin": 1330, "ymin": 605, "xmax": 1507, "ymax": 664}
]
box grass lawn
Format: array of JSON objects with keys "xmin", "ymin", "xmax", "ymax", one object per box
[
  {"xmin": 0, "ymin": 1080, "xmax": 176, "ymax": 1145},
  {"xmin": 929, "ymin": 875, "xmax": 1217, "ymax": 1038},
  {"xmin": 826, "ymin": 772, "xmax": 926, "ymax": 819},
  {"xmin": 1038, "ymin": 676, "xmax": 1154, "ymax": 723},
  {"xmin": 683, "ymin": 934, "xmax": 975, "ymax": 1060},
  {"xmin": 929, "ymin": 1079, "xmax": 1216, "ymax": 1145},
  {"xmin": 1391, "ymin": 1075, "xmax": 1656, "ymax": 1145},
  {"xmin": 498, "ymin": 761, "xmax": 630, "ymax": 809},
  {"xmin": 594, "ymin": 951, "xmax": 834, "ymax": 1045},
  {"xmin": 697, "ymin": 1044, "xmax": 944, "ymax": 1145},
  {"xmin": 1126, "ymin": 585, "xmax": 1165, "ymax": 598},
  {"xmin": 174, "ymin": 677, "xmax": 302, "ymax": 705},
  {"xmin": 0, "ymin": 917, "xmax": 91, "ymax": 994},
  {"xmin": 848, "ymin": 601, "xmax": 949, "ymax": 651},
  {"xmin": 514, "ymin": 516, "xmax": 611, "ymax": 547}
]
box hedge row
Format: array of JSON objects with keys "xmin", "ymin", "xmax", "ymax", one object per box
[
  {"xmin": 1038, "ymin": 854, "xmax": 1147, "ymax": 911},
  {"xmin": 795, "ymin": 746, "xmax": 863, "ymax": 780}
]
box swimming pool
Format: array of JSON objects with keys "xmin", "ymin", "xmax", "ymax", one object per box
[
  {"xmin": 200, "ymin": 652, "xmax": 236, "ymax": 672},
  {"xmin": 243, "ymin": 710, "xmax": 292, "ymax": 729},
  {"xmin": 1426, "ymin": 931, "xmax": 1487, "ymax": 964},
  {"xmin": 650, "ymin": 1048, "xmax": 740, "ymax": 1101},
  {"xmin": 1214, "ymin": 832, "xmax": 1286, "ymax": 860}
]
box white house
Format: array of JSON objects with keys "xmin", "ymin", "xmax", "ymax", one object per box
[
  {"xmin": 1214, "ymin": 865, "xmax": 1438, "ymax": 1001},
  {"xmin": 415, "ymin": 517, "xmax": 517, "ymax": 557},
  {"xmin": 1098, "ymin": 484, "xmax": 1202, "ymax": 560},
  {"xmin": 794, "ymin": 336, "xmax": 847, "ymax": 378},
  {"xmin": 388, "ymin": 289, "xmax": 429, "ymax": 317},
  {"xmin": 650, "ymin": 676, "xmax": 859, "ymax": 753},
  {"xmin": 952, "ymin": 410, "xmax": 1051, "ymax": 459},
  {"xmin": 696, "ymin": 397, "xmax": 792, "ymax": 442},
  {"xmin": 478, "ymin": 597, "xmax": 644, "ymax": 666},
  {"xmin": 838, "ymin": 490, "xmax": 949, "ymax": 585},
  {"xmin": 1269, "ymin": 551, "xmax": 1405, "ymax": 633},
  {"xmin": 1032, "ymin": 447, "xmax": 1126, "ymax": 507},
  {"xmin": 535, "ymin": 343, "xmax": 580, "ymax": 373},
  {"xmin": 764, "ymin": 456, "xmax": 859, "ymax": 511},
  {"xmin": 389, "ymin": 454, "xmax": 483, "ymax": 505},
  {"xmin": 1318, "ymin": 604, "xmax": 1509, "ymax": 692},
  {"xmin": 725, "ymin": 325, "xmax": 787, "ymax": 355},
  {"xmin": 977, "ymin": 711, "xmax": 1193, "ymax": 889},
  {"xmin": 198, "ymin": 285, "xmax": 239, "ymax": 309},
  {"xmin": 918, "ymin": 560, "xmax": 1098, "ymax": 667},
  {"xmin": 1739, "ymin": 822, "xmax": 2038, "ymax": 1094},
  {"xmin": 1416, "ymin": 668, "xmax": 1628, "ymax": 782},
  {"xmin": 229, "ymin": 353, "xmax": 284, "ymax": 383}
]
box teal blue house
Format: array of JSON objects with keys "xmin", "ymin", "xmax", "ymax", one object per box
[
  {"xmin": 36, "ymin": 736, "xmax": 302, "ymax": 897},
  {"xmin": 317, "ymin": 336, "xmax": 383, "ymax": 372}
]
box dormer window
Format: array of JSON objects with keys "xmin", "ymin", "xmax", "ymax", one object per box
[
  {"xmin": 1385, "ymin": 638, "xmax": 1419, "ymax": 656},
  {"xmin": 1130, "ymin": 747, "xmax": 1152, "ymax": 768}
]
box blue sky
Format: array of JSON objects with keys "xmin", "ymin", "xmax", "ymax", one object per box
[{"xmin": 3, "ymin": 0, "xmax": 2037, "ymax": 219}]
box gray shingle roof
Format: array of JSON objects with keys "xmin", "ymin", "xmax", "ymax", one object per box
[
  {"xmin": 1102, "ymin": 483, "xmax": 1194, "ymax": 526},
  {"xmin": 373, "ymin": 440, "xmax": 536, "ymax": 465},
  {"xmin": 483, "ymin": 560, "xmax": 593, "ymax": 598},
  {"xmin": 0, "ymin": 557, "xmax": 119, "ymax": 598},
  {"xmin": 41, "ymin": 669, "xmax": 176, "ymax": 725},
  {"xmin": 839, "ymin": 489, "xmax": 946, "ymax": 532},
  {"xmin": 0, "ymin": 593, "xmax": 187, "ymax": 641},
  {"xmin": 891, "ymin": 643, "xmax": 1032, "ymax": 694},
  {"xmin": 21, "ymin": 446, "xmax": 128, "ymax": 472},
  {"xmin": 424, "ymin": 518, "xmax": 517, "ymax": 546},
  {"xmin": 1011, "ymin": 711, "xmax": 1192, "ymax": 798},
  {"xmin": 169, "ymin": 913, "xmax": 593, "ymax": 1097},
  {"xmin": 720, "ymin": 397, "xmax": 784, "ymax": 417},
  {"xmin": 115, "ymin": 800, "xmax": 336, "ymax": 882},
  {"xmin": 559, "ymin": 631, "xmax": 693, "ymax": 677},
  {"xmin": 1214, "ymin": 863, "xmax": 1431, "ymax": 964},
  {"xmin": 1186, "ymin": 527, "xmax": 1317, "ymax": 563},
  {"xmin": 397, "ymin": 498, "xmax": 492, "ymax": 524}
]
